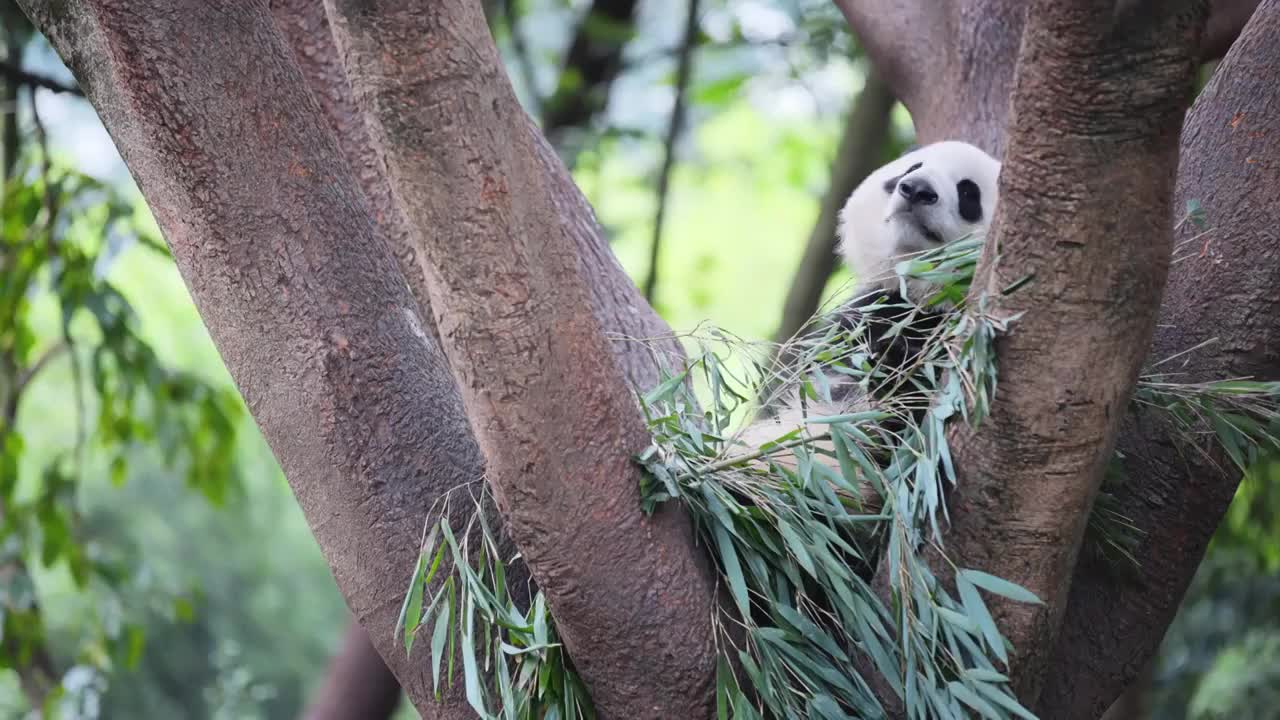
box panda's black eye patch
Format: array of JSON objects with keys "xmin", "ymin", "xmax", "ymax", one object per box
[
  {"xmin": 882, "ymin": 162, "xmax": 925, "ymax": 194},
  {"xmin": 957, "ymin": 179, "xmax": 982, "ymax": 222}
]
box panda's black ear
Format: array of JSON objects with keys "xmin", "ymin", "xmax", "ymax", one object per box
[{"xmin": 882, "ymin": 162, "xmax": 923, "ymax": 194}]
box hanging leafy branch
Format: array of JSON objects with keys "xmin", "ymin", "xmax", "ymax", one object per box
[
  {"xmin": 399, "ymin": 225, "xmax": 1280, "ymax": 719},
  {"xmin": 0, "ymin": 148, "xmax": 244, "ymax": 715}
]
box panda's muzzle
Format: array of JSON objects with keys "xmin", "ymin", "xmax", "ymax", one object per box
[{"xmin": 898, "ymin": 177, "xmax": 938, "ymax": 206}]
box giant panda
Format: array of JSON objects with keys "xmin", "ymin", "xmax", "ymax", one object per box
[{"xmin": 734, "ymin": 141, "xmax": 1002, "ymax": 476}]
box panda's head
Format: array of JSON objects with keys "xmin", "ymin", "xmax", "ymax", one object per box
[{"xmin": 837, "ymin": 141, "xmax": 1000, "ymax": 298}]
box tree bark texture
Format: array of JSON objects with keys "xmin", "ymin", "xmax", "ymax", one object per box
[
  {"xmin": 17, "ymin": 0, "xmax": 1277, "ymax": 718},
  {"xmin": 835, "ymin": 0, "xmax": 1259, "ymax": 157},
  {"xmin": 20, "ymin": 2, "xmax": 490, "ymax": 715},
  {"xmin": 1040, "ymin": 4, "xmax": 1280, "ymax": 716},
  {"xmin": 930, "ymin": 0, "xmax": 1207, "ymax": 703},
  {"xmin": 20, "ymin": 1, "xmax": 713, "ymax": 718},
  {"xmin": 836, "ymin": 0, "xmax": 1269, "ymax": 714},
  {"xmin": 321, "ymin": 3, "xmax": 720, "ymax": 717}
]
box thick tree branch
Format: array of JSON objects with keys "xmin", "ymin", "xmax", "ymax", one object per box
[
  {"xmin": 772, "ymin": 69, "xmax": 895, "ymax": 345},
  {"xmin": 836, "ymin": 0, "xmax": 1275, "ymax": 711},
  {"xmin": 829, "ymin": 0, "xmax": 940, "ymax": 116},
  {"xmin": 1040, "ymin": 4, "xmax": 1280, "ymax": 716},
  {"xmin": 322, "ymin": 2, "xmax": 719, "ymax": 718},
  {"xmin": 900, "ymin": 0, "xmax": 1207, "ymax": 705},
  {"xmin": 835, "ymin": 0, "xmax": 1256, "ymax": 157},
  {"xmin": 273, "ymin": 0, "xmax": 698, "ymax": 715},
  {"xmin": 269, "ymin": 3, "xmax": 493, "ymax": 717},
  {"xmin": 16, "ymin": 2, "xmax": 500, "ymax": 718}
]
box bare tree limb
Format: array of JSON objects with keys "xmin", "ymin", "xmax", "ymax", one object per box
[
  {"xmin": 1039, "ymin": 3, "xmax": 1280, "ymax": 715},
  {"xmin": 274, "ymin": 0, "xmax": 698, "ymax": 715},
  {"xmin": 0, "ymin": 58, "xmax": 81, "ymax": 95},
  {"xmin": 829, "ymin": 0, "xmax": 941, "ymax": 116},
  {"xmin": 322, "ymin": 1, "xmax": 720, "ymax": 718},
  {"xmin": 893, "ymin": 0, "xmax": 1208, "ymax": 706},
  {"xmin": 641, "ymin": 0, "xmax": 699, "ymax": 304},
  {"xmin": 1202, "ymin": 0, "xmax": 1260, "ymax": 59},
  {"xmin": 772, "ymin": 69, "xmax": 895, "ymax": 345},
  {"xmin": 834, "ymin": 0, "xmax": 1276, "ymax": 712}
]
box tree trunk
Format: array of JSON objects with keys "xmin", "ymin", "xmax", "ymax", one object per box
[
  {"xmin": 838, "ymin": 0, "xmax": 1270, "ymax": 714},
  {"xmin": 1040, "ymin": 4, "xmax": 1280, "ymax": 715},
  {"xmin": 321, "ymin": 3, "xmax": 720, "ymax": 716},
  {"xmin": 17, "ymin": 0, "xmax": 1278, "ymax": 717},
  {"xmin": 920, "ymin": 0, "xmax": 1206, "ymax": 703},
  {"xmin": 20, "ymin": 1, "xmax": 714, "ymax": 717}
]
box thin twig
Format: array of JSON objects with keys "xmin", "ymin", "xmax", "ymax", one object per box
[
  {"xmin": 641, "ymin": 0, "xmax": 701, "ymax": 302},
  {"xmin": 0, "ymin": 58, "xmax": 82, "ymax": 96},
  {"xmin": 30, "ymin": 96, "xmax": 85, "ymax": 471},
  {"xmin": 4, "ymin": 341, "xmax": 69, "ymax": 423}
]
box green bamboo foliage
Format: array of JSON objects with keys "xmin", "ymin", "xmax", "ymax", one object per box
[{"xmin": 399, "ymin": 222, "xmax": 1280, "ymax": 720}]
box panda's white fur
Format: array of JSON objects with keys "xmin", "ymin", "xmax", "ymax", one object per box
[
  {"xmin": 734, "ymin": 141, "xmax": 1001, "ymax": 473},
  {"xmin": 837, "ymin": 140, "xmax": 1001, "ymax": 304}
]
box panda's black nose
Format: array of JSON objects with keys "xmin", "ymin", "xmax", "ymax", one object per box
[{"xmin": 898, "ymin": 178, "xmax": 938, "ymax": 206}]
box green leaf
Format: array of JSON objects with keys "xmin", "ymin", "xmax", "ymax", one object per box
[
  {"xmin": 959, "ymin": 569, "xmax": 1044, "ymax": 605},
  {"xmin": 431, "ymin": 598, "xmax": 451, "ymax": 696},
  {"xmin": 947, "ymin": 681, "xmax": 1003, "ymax": 719},
  {"xmin": 398, "ymin": 525, "xmax": 439, "ymax": 653},
  {"xmin": 957, "ymin": 573, "xmax": 1008, "ymax": 666},
  {"xmin": 713, "ymin": 522, "xmax": 751, "ymax": 619}
]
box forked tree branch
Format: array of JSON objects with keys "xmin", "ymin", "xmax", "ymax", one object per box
[
  {"xmin": 15, "ymin": 3, "xmax": 498, "ymax": 717},
  {"xmin": 877, "ymin": 0, "xmax": 1207, "ymax": 707},
  {"xmin": 322, "ymin": 2, "xmax": 720, "ymax": 718},
  {"xmin": 835, "ymin": 0, "xmax": 1257, "ymax": 156},
  {"xmin": 836, "ymin": 0, "xmax": 1275, "ymax": 713},
  {"xmin": 11, "ymin": 1, "xmax": 706, "ymax": 718},
  {"xmin": 1040, "ymin": 3, "xmax": 1280, "ymax": 715},
  {"xmin": 268, "ymin": 2, "xmax": 452, "ymax": 716}
]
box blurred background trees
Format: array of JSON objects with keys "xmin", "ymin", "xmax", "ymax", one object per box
[{"xmin": 0, "ymin": 0, "xmax": 1273, "ymax": 718}]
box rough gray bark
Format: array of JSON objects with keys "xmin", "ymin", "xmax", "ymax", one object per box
[
  {"xmin": 1040, "ymin": 4, "xmax": 1280, "ymax": 715},
  {"xmin": 18, "ymin": 2, "xmax": 489, "ymax": 715},
  {"xmin": 322, "ymin": 3, "xmax": 720, "ymax": 717}
]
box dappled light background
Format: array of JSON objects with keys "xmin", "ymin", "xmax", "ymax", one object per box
[{"xmin": 0, "ymin": 1, "xmax": 1276, "ymax": 719}]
